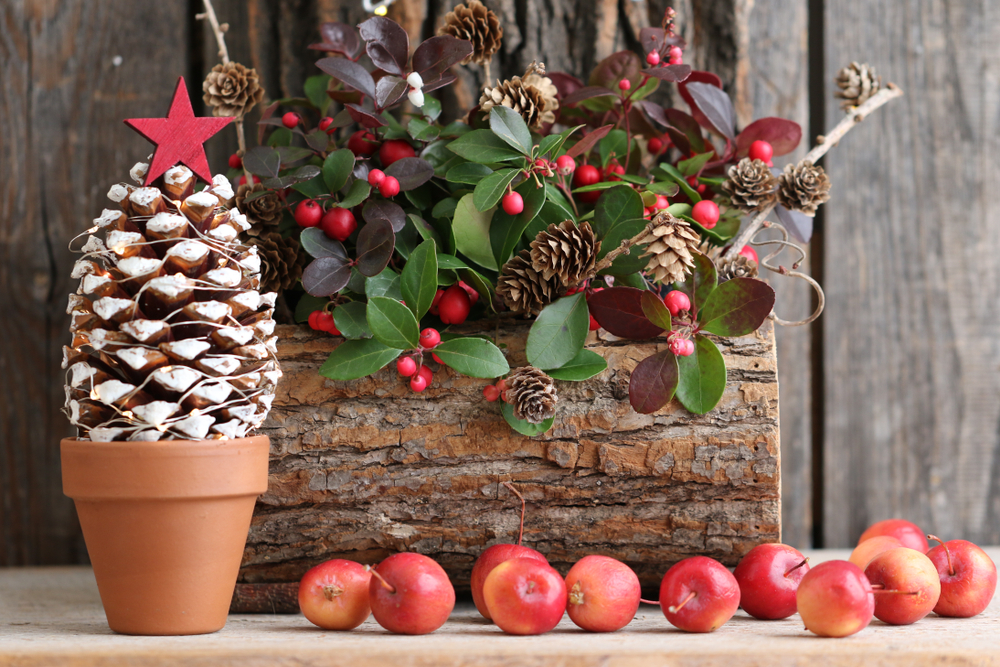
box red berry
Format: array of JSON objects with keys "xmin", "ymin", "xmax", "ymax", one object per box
[
  {"xmin": 739, "ymin": 245, "xmax": 758, "ymax": 263},
  {"xmin": 686, "ymin": 176, "xmax": 699, "ymax": 188},
  {"xmin": 589, "ymin": 314, "xmax": 600, "ymax": 331},
  {"xmin": 228, "ymin": 153, "xmax": 243, "ymax": 169},
  {"xmin": 606, "ymin": 163, "xmax": 625, "ymax": 181},
  {"xmin": 437, "ymin": 284, "xmax": 471, "ymax": 325},
  {"xmin": 555, "ymin": 155, "xmax": 576, "ymax": 175},
  {"xmin": 748, "ymin": 140, "xmax": 774, "ymax": 163},
  {"xmin": 646, "ymin": 51, "xmax": 660, "ymax": 66},
  {"xmin": 307, "ymin": 310, "xmax": 323, "ymax": 331},
  {"xmin": 648, "ymin": 137, "xmax": 663, "ymax": 154},
  {"xmin": 618, "ymin": 79, "xmax": 631, "ymax": 91},
  {"xmin": 429, "ymin": 289, "xmax": 445, "ymax": 316},
  {"xmin": 431, "ymin": 353, "xmax": 443, "ymax": 365},
  {"xmin": 294, "ymin": 199, "xmax": 323, "ymax": 228},
  {"xmin": 502, "ymin": 191, "xmax": 524, "ymax": 215},
  {"xmin": 282, "ymin": 112, "xmax": 300, "ymax": 129},
  {"xmin": 419, "ymin": 328, "xmax": 441, "ymax": 349},
  {"xmin": 573, "ymin": 164, "xmax": 601, "ymax": 188},
  {"xmin": 368, "ymin": 169, "xmax": 386, "ymax": 187},
  {"xmin": 643, "ymin": 207, "xmax": 654, "ymax": 218},
  {"xmin": 692, "ymin": 200, "xmax": 720, "ymax": 229},
  {"xmin": 378, "ymin": 139, "xmax": 416, "ymax": 168},
  {"xmin": 483, "ymin": 385, "xmax": 500, "ymax": 402},
  {"xmin": 410, "ymin": 374, "xmax": 428, "ymax": 392},
  {"xmin": 320, "ymin": 207, "xmax": 357, "ymax": 241},
  {"xmin": 655, "ymin": 195, "xmax": 669, "ymax": 210},
  {"xmin": 458, "ymin": 280, "xmax": 480, "ymax": 305},
  {"xmin": 696, "ymin": 183, "xmax": 707, "ymax": 194},
  {"xmin": 397, "ymin": 356, "xmax": 417, "ymax": 377},
  {"xmin": 318, "ymin": 116, "xmax": 334, "ymax": 133},
  {"xmin": 347, "ymin": 130, "xmax": 378, "ymax": 156},
  {"xmin": 495, "ymin": 379, "xmax": 508, "ymax": 393},
  {"xmin": 379, "ymin": 176, "xmax": 400, "ymax": 198},
  {"xmin": 663, "ymin": 290, "xmax": 691, "ymax": 316},
  {"xmin": 669, "ymin": 46, "xmax": 683, "ymax": 60},
  {"xmin": 238, "ymin": 174, "xmax": 261, "ymax": 186},
  {"xmin": 669, "ymin": 337, "xmax": 693, "ymax": 357},
  {"xmin": 316, "ymin": 311, "xmax": 336, "ymax": 334},
  {"xmin": 417, "ymin": 364, "xmax": 433, "ymax": 386}
]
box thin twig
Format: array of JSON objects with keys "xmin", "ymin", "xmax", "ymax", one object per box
[
  {"xmin": 754, "ymin": 224, "xmax": 826, "ymax": 327},
  {"xmin": 592, "ymin": 220, "xmax": 657, "ymax": 274}
]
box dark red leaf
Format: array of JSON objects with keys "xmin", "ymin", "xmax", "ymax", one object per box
[
  {"xmin": 358, "ymin": 16, "xmax": 409, "ymax": 75},
  {"xmin": 664, "ymin": 128, "xmax": 691, "ymax": 156},
  {"xmin": 355, "ymin": 219, "xmax": 396, "ymax": 277},
  {"xmin": 684, "ymin": 82, "xmax": 736, "ymax": 139},
  {"xmin": 548, "ymin": 72, "xmax": 584, "ymax": 100},
  {"xmin": 420, "ymin": 72, "xmax": 457, "ymax": 94},
  {"xmin": 639, "ymin": 100, "xmax": 670, "ymax": 128},
  {"xmin": 384, "ymin": 157, "xmax": 434, "ymax": 191},
  {"xmin": 363, "ymin": 200, "xmax": 406, "ymax": 232},
  {"xmin": 566, "ymin": 124, "xmax": 614, "ymax": 159},
  {"xmin": 665, "ymin": 109, "xmax": 705, "ymax": 153},
  {"xmin": 561, "ymin": 86, "xmax": 616, "ymax": 107},
  {"xmin": 735, "ymin": 117, "xmax": 803, "ymax": 158},
  {"xmin": 317, "ymin": 57, "xmax": 376, "ymax": 99},
  {"xmin": 775, "ymin": 204, "xmax": 813, "ymax": 243},
  {"xmin": 678, "ymin": 71, "xmax": 723, "ymax": 130},
  {"xmin": 698, "ymin": 278, "xmax": 775, "ymax": 337},
  {"xmin": 257, "ymin": 101, "xmax": 280, "ymax": 144},
  {"xmin": 243, "ymin": 146, "xmax": 280, "ymax": 178},
  {"xmin": 346, "ymin": 103, "xmax": 386, "ymax": 129},
  {"xmin": 587, "ymin": 287, "xmax": 665, "ymax": 339},
  {"xmin": 302, "ymin": 256, "xmax": 352, "ymax": 297},
  {"xmin": 412, "ymin": 35, "xmax": 473, "ymax": 82},
  {"xmin": 589, "ymin": 51, "xmax": 643, "ymax": 89},
  {"xmin": 629, "ymin": 349, "xmax": 679, "ymax": 414},
  {"xmin": 645, "ymin": 64, "xmax": 692, "ymax": 83},
  {"xmin": 305, "ymin": 129, "xmax": 330, "ymax": 153},
  {"xmin": 309, "ymin": 23, "xmax": 362, "ymax": 58},
  {"xmin": 327, "ymin": 89, "xmax": 363, "ymax": 105},
  {"xmin": 375, "ymin": 75, "xmax": 408, "ymax": 109}
]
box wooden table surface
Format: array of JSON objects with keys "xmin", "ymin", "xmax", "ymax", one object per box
[{"xmin": 2, "ymin": 549, "xmax": 998, "ymax": 667}]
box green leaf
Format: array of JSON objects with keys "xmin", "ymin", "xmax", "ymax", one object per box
[
  {"xmin": 698, "ymin": 278, "xmax": 776, "ymax": 337},
  {"xmin": 409, "ymin": 213, "xmax": 443, "ymax": 247},
  {"xmin": 432, "ymin": 337, "xmax": 510, "ymax": 378},
  {"xmin": 319, "ymin": 338, "xmax": 401, "ymax": 381},
  {"xmin": 611, "ymin": 272, "xmax": 646, "ymax": 289},
  {"xmin": 640, "ymin": 291, "xmax": 673, "ymax": 331},
  {"xmin": 678, "ymin": 151, "xmax": 714, "ymax": 177},
  {"xmin": 366, "ymin": 296, "xmax": 420, "ymax": 350},
  {"xmin": 667, "ymin": 203, "xmax": 692, "ymax": 217},
  {"xmin": 647, "ymin": 181, "xmax": 680, "ymax": 197},
  {"xmin": 538, "ymin": 124, "xmax": 585, "ymax": 160},
  {"xmin": 422, "ymin": 95, "xmax": 442, "ymax": 121},
  {"xmin": 596, "ymin": 217, "xmax": 648, "ymax": 274},
  {"xmin": 688, "ymin": 214, "xmax": 740, "ymax": 246},
  {"xmin": 452, "ymin": 193, "xmax": 497, "ymax": 270},
  {"xmin": 592, "ymin": 185, "xmax": 644, "ymax": 240},
  {"xmin": 501, "ymin": 402, "xmax": 554, "ymax": 436},
  {"xmin": 304, "ymin": 74, "xmax": 332, "ymax": 113},
  {"xmin": 365, "ymin": 269, "xmax": 402, "ymax": 299},
  {"xmin": 675, "ymin": 251, "xmax": 718, "ymax": 312},
  {"xmin": 408, "ymin": 117, "xmax": 439, "ymax": 142},
  {"xmin": 294, "ymin": 293, "xmax": 329, "ymax": 323},
  {"xmin": 432, "ymin": 197, "xmax": 459, "ymax": 220},
  {"xmin": 446, "ymin": 162, "xmax": 494, "ymax": 185},
  {"xmin": 490, "ymin": 180, "xmax": 547, "ymax": 268},
  {"xmin": 473, "ymin": 168, "xmax": 520, "ymax": 212},
  {"xmin": 599, "ymin": 129, "xmax": 629, "ymax": 167},
  {"xmin": 546, "ymin": 349, "xmax": 607, "ymax": 381},
  {"xmin": 675, "ymin": 335, "xmax": 727, "ymax": 414},
  {"xmin": 447, "ymin": 129, "xmax": 524, "ymax": 163},
  {"xmin": 339, "ymin": 178, "xmax": 371, "ymax": 208},
  {"xmin": 293, "ymin": 173, "xmax": 328, "ymax": 200},
  {"xmin": 332, "ymin": 301, "xmax": 372, "ymax": 339},
  {"xmin": 323, "ymin": 149, "xmax": 355, "ymax": 193},
  {"xmin": 526, "ymin": 293, "xmax": 590, "ymax": 370},
  {"xmin": 436, "ymin": 253, "xmax": 468, "ymax": 269},
  {"xmin": 657, "ymin": 163, "xmax": 701, "ymax": 202},
  {"xmin": 489, "ymin": 106, "xmax": 533, "ymax": 155},
  {"xmin": 400, "ymin": 239, "xmax": 438, "ymax": 320}
]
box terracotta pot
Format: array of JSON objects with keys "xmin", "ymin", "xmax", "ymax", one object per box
[{"xmin": 61, "ymin": 435, "xmax": 270, "ymax": 635}]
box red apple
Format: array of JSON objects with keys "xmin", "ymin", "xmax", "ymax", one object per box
[
  {"xmin": 925, "ymin": 536, "xmax": 997, "ymax": 618},
  {"xmin": 864, "ymin": 547, "xmax": 941, "ymax": 625},
  {"xmin": 565, "ymin": 555, "xmax": 641, "ymax": 632},
  {"xmin": 368, "ymin": 553, "xmax": 455, "ymax": 634},
  {"xmin": 483, "ymin": 557, "xmax": 567, "ymax": 635},
  {"xmin": 298, "ymin": 559, "xmax": 371, "ymax": 630},
  {"xmin": 471, "ymin": 544, "xmax": 547, "ymax": 620},
  {"xmin": 732, "ymin": 543, "xmax": 809, "ymax": 620},
  {"xmin": 849, "ymin": 535, "xmax": 905, "ymax": 570},
  {"xmin": 858, "ymin": 519, "xmax": 929, "ymax": 552},
  {"xmin": 796, "ymin": 560, "xmax": 874, "ymax": 638},
  {"xmin": 659, "ymin": 556, "xmax": 740, "ymax": 633}
]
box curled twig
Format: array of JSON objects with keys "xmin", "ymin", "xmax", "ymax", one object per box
[{"xmin": 751, "ymin": 224, "xmax": 825, "ymax": 326}]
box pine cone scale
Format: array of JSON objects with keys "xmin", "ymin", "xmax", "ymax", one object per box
[{"xmin": 506, "ymin": 366, "xmax": 558, "ymax": 424}]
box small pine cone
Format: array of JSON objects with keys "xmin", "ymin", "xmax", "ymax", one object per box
[
  {"xmin": 480, "ymin": 62, "xmax": 559, "ymax": 130},
  {"xmin": 236, "ymin": 183, "xmax": 283, "ymax": 234},
  {"xmin": 202, "ymin": 62, "xmax": 265, "ymax": 118},
  {"xmin": 834, "ymin": 62, "xmax": 880, "ymax": 110},
  {"xmin": 718, "ymin": 254, "xmax": 759, "ymax": 282},
  {"xmin": 637, "ymin": 212, "xmax": 702, "ymax": 284},
  {"xmin": 497, "ymin": 249, "xmax": 564, "ymax": 316},
  {"xmin": 529, "ymin": 220, "xmax": 600, "ymax": 287},
  {"xmin": 247, "ymin": 232, "xmax": 303, "ymax": 293},
  {"xmin": 776, "ymin": 160, "xmax": 831, "ymax": 216},
  {"xmin": 721, "ymin": 158, "xmax": 778, "ymax": 215},
  {"xmin": 438, "ymin": 0, "xmax": 502, "ymax": 66},
  {"xmin": 506, "ymin": 366, "xmax": 558, "ymax": 424}
]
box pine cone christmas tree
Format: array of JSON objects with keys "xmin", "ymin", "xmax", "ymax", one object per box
[
  {"xmin": 529, "ymin": 220, "xmax": 600, "ymax": 286},
  {"xmin": 480, "ymin": 62, "xmax": 559, "ymax": 129},
  {"xmin": 637, "ymin": 212, "xmax": 702, "ymax": 284},
  {"xmin": 438, "ymin": 0, "xmax": 502, "ymax": 66},
  {"xmin": 63, "ymin": 162, "xmax": 280, "ymax": 442},
  {"xmin": 834, "ymin": 62, "xmax": 880, "ymax": 110},
  {"xmin": 776, "ymin": 160, "xmax": 831, "ymax": 216},
  {"xmin": 718, "ymin": 254, "xmax": 759, "ymax": 282},
  {"xmin": 505, "ymin": 366, "xmax": 558, "ymax": 424},
  {"xmin": 721, "ymin": 158, "xmax": 778, "ymax": 214},
  {"xmin": 497, "ymin": 249, "xmax": 564, "ymax": 315}
]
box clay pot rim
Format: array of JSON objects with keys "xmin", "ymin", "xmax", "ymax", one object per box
[{"xmin": 61, "ymin": 434, "xmax": 269, "ymax": 447}]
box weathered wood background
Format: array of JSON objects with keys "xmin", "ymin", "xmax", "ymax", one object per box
[{"xmin": 1, "ymin": 0, "xmax": 997, "ymax": 567}]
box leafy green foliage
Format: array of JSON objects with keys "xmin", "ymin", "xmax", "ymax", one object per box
[
  {"xmin": 452, "ymin": 193, "xmax": 497, "ymax": 270},
  {"xmin": 447, "ymin": 129, "xmax": 524, "ymax": 163},
  {"xmin": 366, "ymin": 296, "xmax": 420, "ymax": 349},
  {"xmin": 490, "ymin": 106, "xmax": 532, "ymax": 155},
  {"xmin": 698, "ymin": 278, "xmax": 776, "ymax": 337},
  {"xmin": 474, "ymin": 169, "xmax": 520, "ymax": 212},
  {"xmin": 400, "ymin": 239, "xmax": 438, "ymax": 320},
  {"xmin": 501, "ymin": 402, "xmax": 554, "ymax": 436},
  {"xmin": 319, "ymin": 339, "xmax": 401, "ymax": 381},
  {"xmin": 526, "ymin": 293, "xmax": 590, "ymax": 370},
  {"xmin": 675, "ymin": 335, "xmax": 727, "ymax": 414},
  {"xmin": 490, "ymin": 180, "xmax": 546, "ymax": 268},
  {"xmin": 628, "ymin": 350, "xmax": 679, "ymax": 414},
  {"xmin": 432, "ymin": 338, "xmax": 510, "ymax": 378},
  {"xmin": 333, "ymin": 301, "xmax": 372, "ymax": 339},
  {"xmin": 546, "ymin": 349, "xmax": 607, "ymax": 381}
]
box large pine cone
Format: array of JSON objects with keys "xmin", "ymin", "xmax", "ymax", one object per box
[
  {"xmin": 246, "ymin": 232, "xmax": 304, "ymax": 293},
  {"xmin": 236, "ymin": 182, "xmax": 283, "ymax": 234},
  {"xmin": 497, "ymin": 249, "xmax": 564, "ymax": 316},
  {"xmin": 721, "ymin": 158, "xmax": 778, "ymax": 215},
  {"xmin": 63, "ymin": 163, "xmax": 279, "ymax": 442},
  {"xmin": 834, "ymin": 62, "xmax": 880, "ymax": 110},
  {"xmin": 637, "ymin": 212, "xmax": 701, "ymax": 284},
  {"xmin": 480, "ymin": 62, "xmax": 559, "ymax": 129},
  {"xmin": 776, "ymin": 160, "xmax": 831, "ymax": 216},
  {"xmin": 202, "ymin": 62, "xmax": 265, "ymax": 118},
  {"xmin": 505, "ymin": 366, "xmax": 557, "ymax": 424},
  {"xmin": 438, "ymin": 0, "xmax": 502, "ymax": 66},
  {"xmin": 529, "ymin": 220, "xmax": 600, "ymax": 287}
]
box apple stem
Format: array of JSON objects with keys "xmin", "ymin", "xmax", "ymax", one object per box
[
  {"xmin": 927, "ymin": 534, "xmax": 955, "ymax": 576},
  {"xmin": 639, "ymin": 598, "xmax": 661, "ymax": 605},
  {"xmin": 668, "ymin": 591, "xmax": 697, "ymax": 613},
  {"xmin": 870, "ymin": 584, "xmax": 918, "ymax": 595},
  {"xmin": 784, "ymin": 557, "xmax": 809, "ymax": 578},
  {"xmin": 502, "ymin": 481, "xmax": 526, "ymax": 546},
  {"xmin": 365, "ymin": 565, "xmax": 396, "ymax": 594}
]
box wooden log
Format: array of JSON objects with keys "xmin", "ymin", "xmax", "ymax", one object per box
[{"xmin": 240, "ymin": 322, "xmax": 780, "ymax": 591}]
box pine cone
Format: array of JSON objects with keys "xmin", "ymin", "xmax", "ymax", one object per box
[
  {"xmin": 718, "ymin": 254, "xmax": 759, "ymax": 282},
  {"xmin": 247, "ymin": 232, "xmax": 303, "ymax": 293},
  {"xmin": 721, "ymin": 158, "xmax": 778, "ymax": 215},
  {"xmin": 236, "ymin": 183, "xmax": 283, "ymax": 234},
  {"xmin": 776, "ymin": 160, "xmax": 831, "ymax": 216},
  {"xmin": 497, "ymin": 249, "xmax": 564, "ymax": 316},
  {"xmin": 505, "ymin": 366, "xmax": 558, "ymax": 424},
  {"xmin": 63, "ymin": 164, "xmax": 279, "ymax": 442},
  {"xmin": 202, "ymin": 62, "xmax": 265, "ymax": 118},
  {"xmin": 480, "ymin": 62, "xmax": 559, "ymax": 130},
  {"xmin": 529, "ymin": 220, "xmax": 600, "ymax": 287},
  {"xmin": 438, "ymin": 0, "xmax": 502, "ymax": 66},
  {"xmin": 834, "ymin": 62, "xmax": 880, "ymax": 110},
  {"xmin": 637, "ymin": 212, "xmax": 701, "ymax": 284}
]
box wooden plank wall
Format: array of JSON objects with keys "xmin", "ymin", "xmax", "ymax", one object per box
[{"xmin": 1, "ymin": 0, "xmax": 995, "ymax": 565}]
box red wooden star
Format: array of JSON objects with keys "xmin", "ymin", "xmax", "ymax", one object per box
[{"xmin": 124, "ymin": 77, "xmax": 232, "ymax": 186}]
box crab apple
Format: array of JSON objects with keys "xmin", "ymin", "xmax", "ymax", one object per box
[
  {"xmin": 483, "ymin": 558, "xmax": 567, "ymax": 635},
  {"xmin": 747, "ymin": 140, "xmax": 774, "ymax": 163},
  {"xmin": 733, "ymin": 543, "xmax": 810, "ymax": 620},
  {"xmin": 663, "ymin": 290, "xmax": 691, "ymax": 316},
  {"xmin": 738, "ymin": 245, "xmax": 758, "ymax": 264},
  {"xmin": 397, "ymin": 356, "xmax": 417, "ymax": 377},
  {"xmin": 556, "ymin": 155, "xmax": 576, "ymax": 175},
  {"xmin": 483, "ymin": 385, "xmax": 501, "ymax": 402},
  {"xmin": 228, "ymin": 153, "xmax": 243, "ymax": 169},
  {"xmin": 859, "ymin": 519, "xmax": 929, "ymax": 553},
  {"xmin": 410, "ymin": 374, "xmax": 428, "ymax": 392},
  {"xmin": 347, "ymin": 130, "xmax": 378, "ymax": 156},
  {"xmin": 318, "ymin": 116, "xmax": 335, "ymax": 133},
  {"xmin": 368, "ymin": 553, "xmax": 455, "ymax": 635},
  {"xmin": 321, "ymin": 207, "xmax": 356, "ymax": 241},
  {"xmin": 298, "ymin": 559, "xmax": 372, "ymax": 630},
  {"xmin": 379, "ymin": 139, "xmax": 416, "ymax": 167},
  {"xmin": 692, "ymin": 200, "xmax": 720, "ymax": 229},
  {"xmin": 926, "ymin": 536, "xmax": 998, "ymax": 618},
  {"xmin": 430, "ymin": 289, "xmax": 445, "ymax": 315},
  {"xmin": 565, "ymin": 555, "xmax": 641, "ymax": 632},
  {"xmin": 379, "ymin": 176, "xmax": 400, "ymax": 198},
  {"xmin": 502, "ymin": 191, "xmax": 524, "ymax": 215},
  {"xmin": 647, "ymin": 137, "xmax": 663, "ymax": 154},
  {"xmin": 282, "ymin": 112, "xmax": 300, "ymax": 129},
  {"xmin": 419, "ymin": 327, "xmax": 441, "ymax": 349},
  {"xmin": 471, "ymin": 545, "xmax": 548, "ymax": 620},
  {"xmin": 797, "ymin": 560, "xmax": 874, "ymax": 638},
  {"xmin": 849, "ymin": 535, "xmax": 905, "ymax": 570},
  {"xmin": 438, "ymin": 284, "xmax": 471, "ymax": 325},
  {"xmin": 618, "ymin": 78, "xmax": 631, "ymax": 92},
  {"xmin": 659, "ymin": 557, "xmax": 739, "ymax": 633},
  {"xmin": 646, "ymin": 50, "xmax": 661, "ymax": 66},
  {"xmin": 294, "ymin": 199, "xmax": 323, "ymax": 228},
  {"xmin": 368, "ymin": 168, "xmax": 386, "ymax": 187},
  {"xmin": 864, "ymin": 548, "xmax": 941, "ymax": 625}
]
